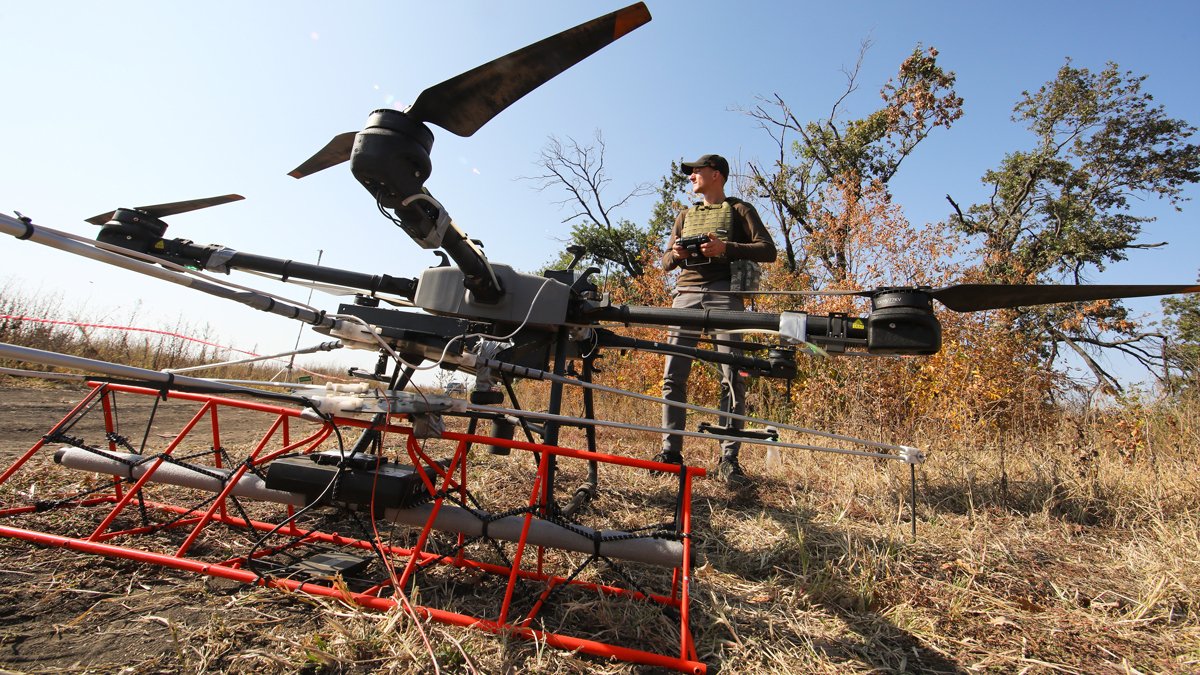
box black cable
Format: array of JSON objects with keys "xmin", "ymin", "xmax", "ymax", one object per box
[
  {"xmin": 244, "ymin": 402, "xmax": 348, "ymax": 583},
  {"xmin": 46, "ymin": 383, "xmax": 108, "ymax": 438}
]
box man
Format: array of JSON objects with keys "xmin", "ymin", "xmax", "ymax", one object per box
[{"xmin": 657, "ymin": 154, "xmax": 777, "ymax": 488}]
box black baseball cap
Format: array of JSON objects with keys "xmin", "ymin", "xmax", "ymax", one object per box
[{"xmin": 680, "ymin": 154, "xmax": 729, "ymax": 178}]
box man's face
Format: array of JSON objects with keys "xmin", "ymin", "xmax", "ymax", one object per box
[{"xmin": 689, "ymin": 165, "xmax": 718, "ymax": 193}]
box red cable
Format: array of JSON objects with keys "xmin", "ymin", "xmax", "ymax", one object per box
[
  {"xmin": 0, "ymin": 314, "xmax": 260, "ymax": 356},
  {"xmin": 0, "ymin": 314, "xmax": 347, "ymax": 381}
]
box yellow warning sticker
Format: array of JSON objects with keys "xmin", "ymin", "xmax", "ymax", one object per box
[{"xmin": 851, "ymin": 319, "xmax": 865, "ymax": 329}]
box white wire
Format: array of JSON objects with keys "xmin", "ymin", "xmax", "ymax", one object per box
[
  {"xmin": 474, "ymin": 276, "xmax": 555, "ymax": 342},
  {"xmin": 348, "ymin": 275, "xmax": 558, "ymax": 374}
]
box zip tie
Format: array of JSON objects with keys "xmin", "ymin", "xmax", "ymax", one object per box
[
  {"xmin": 14, "ymin": 212, "xmax": 34, "ymax": 240},
  {"xmin": 159, "ymin": 372, "xmax": 175, "ymax": 400}
]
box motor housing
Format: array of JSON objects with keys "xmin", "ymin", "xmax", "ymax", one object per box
[{"xmin": 866, "ymin": 289, "xmax": 941, "ymax": 355}]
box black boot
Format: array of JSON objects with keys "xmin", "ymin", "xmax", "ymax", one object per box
[
  {"xmin": 649, "ymin": 449, "xmax": 684, "ymax": 473},
  {"xmin": 717, "ymin": 455, "xmax": 751, "ymax": 490}
]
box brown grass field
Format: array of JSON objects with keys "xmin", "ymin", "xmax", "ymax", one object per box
[
  {"xmin": 2, "ymin": 284, "xmax": 1199, "ymax": 673},
  {"xmin": 0, "ymin": 377, "xmax": 1197, "ymax": 674}
]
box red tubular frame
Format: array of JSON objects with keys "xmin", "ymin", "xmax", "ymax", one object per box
[{"xmin": 0, "ymin": 383, "xmax": 707, "ymax": 674}]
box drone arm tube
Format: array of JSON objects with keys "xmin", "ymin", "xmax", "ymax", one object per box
[
  {"xmin": 165, "ymin": 240, "xmax": 417, "ymax": 300},
  {"xmin": 437, "ymin": 222, "xmax": 504, "ymax": 304},
  {"xmin": 579, "ymin": 304, "xmax": 868, "ymax": 350},
  {"xmin": 0, "ymin": 214, "xmax": 341, "ymax": 330},
  {"xmin": 582, "ymin": 303, "xmax": 780, "ymax": 332},
  {"xmin": 392, "ymin": 196, "xmax": 504, "ymax": 304}
]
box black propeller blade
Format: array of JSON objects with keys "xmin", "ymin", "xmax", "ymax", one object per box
[
  {"xmin": 408, "ymin": 2, "xmax": 651, "ymax": 137},
  {"xmin": 677, "ymin": 289, "xmax": 868, "ymax": 298},
  {"xmin": 288, "ymin": 2, "xmax": 651, "ymax": 179},
  {"xmin": 929, "ymin": 283, "xmax": 1200, "ymax": 312},
  {"xmin": 286, "ymin": 132, "xmax": 356, "ymax": 180},
  {"xmin": 85, "ymin": 194, "xmax": 245, "ymax": 225}
]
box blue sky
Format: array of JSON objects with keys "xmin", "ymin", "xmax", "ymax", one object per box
[{"xmin": 2, "ymin": 1, "xmax": 1197, "ymax": 383}]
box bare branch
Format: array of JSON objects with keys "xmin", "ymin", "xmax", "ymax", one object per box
[
  {"xmin": 1045, "ymin": 322, "xmax": 1123, "ymax": 393},
  {"xmin": 945, "ymin": 194, "xmax": 966, "ymax": 226},
  {"xmin": 519, "ymin": 129, "xmax": 653, "ymax": 278}
]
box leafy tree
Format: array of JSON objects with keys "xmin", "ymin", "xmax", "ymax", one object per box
[
  {"xmin": 522, "ymin": 131, "xmax": 654, "ymax": 279},
  {"xmin": 646, "ymin": 160, "xmax": 690, "ymax": 248},
  {"xmin": 747, "ymin": 180, "xmax": 1053, "ymax": 439},
  {"xmin": 744, "ymin": 43, "xmax": 963, "ymax": 283},
  {"xmin": 1162, "ymin": 279, "xmax": 1200, "ymax": 392},
  {"xmin": 947, "ymin": 61, "xmax": 1200, "ymax": 391}
]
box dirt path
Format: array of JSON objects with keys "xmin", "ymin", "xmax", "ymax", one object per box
[
  {"xmin": 0, "ymin": 385, "xmax": 95, "ymax": 449},
  {"xmin": 0, "ymin": 384, "xmax": 336, "ymax": 673}
]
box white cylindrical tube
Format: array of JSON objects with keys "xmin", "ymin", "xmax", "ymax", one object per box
[
  {"xmin": 53, "ymin": 448, "xmax": 684, "ymax": 567},
  {"xmin": 54, "ymin": 447, "xmax": 305, "ymax": 506}
]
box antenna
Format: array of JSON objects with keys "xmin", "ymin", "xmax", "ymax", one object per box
[{"xmin": 285, "ymin": 249, "xmax": 324, "ymax": 382}]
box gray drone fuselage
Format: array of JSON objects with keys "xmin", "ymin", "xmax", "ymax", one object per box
[{"xmin": 414, "ymin": 263, "xmax": 571, "ymax": 329}]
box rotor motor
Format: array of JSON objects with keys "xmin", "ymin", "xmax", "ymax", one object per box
[
  {"xmin": 866, "ymin": 289, "xmax": 941, "ymax": 355},
  {"xmin": 350, "ymin": 109, "xmax": 435, "ymax": 209}
]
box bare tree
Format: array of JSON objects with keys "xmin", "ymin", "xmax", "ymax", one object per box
[{"xmin": 522, "ymin": 130, "xmax": 654, "ymax": 277}]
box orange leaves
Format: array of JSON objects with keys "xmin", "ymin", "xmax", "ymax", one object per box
[
  {"xmin": 746, "ymin": 177, "xmax": 1056, "ymax": 436},
  {"xmin": 804, "ymin": 177, "xmax": 965, "ymax": 292},
  {"xmin": 884, "ymin": 45, "xmax": 964, "ymax": 133},
  {"xmin": 585, "ymin": 170, "xmax": 1057, "ymax": 441}
]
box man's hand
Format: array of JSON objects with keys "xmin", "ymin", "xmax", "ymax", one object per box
[
  {"xmin": 672, "ymin": 242, "xmax": 689, "ymax": 261},
  {"xmin": 700, "ymin": 233, "xmax": 726, "ymax": 258}
]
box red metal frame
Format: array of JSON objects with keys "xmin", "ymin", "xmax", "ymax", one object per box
[{"xmin": 0, "ymin": 383, "xmax": 707, "ymax": 674}]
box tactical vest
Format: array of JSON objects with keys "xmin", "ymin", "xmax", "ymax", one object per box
[{"xmin": 681, "ymin": 200, "xmax": 734, "ymax": 266}]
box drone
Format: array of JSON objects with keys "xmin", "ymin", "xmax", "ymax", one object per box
[{"xmin": 1, "ymin": 4, "xmax": 1197, "ymax": 672}]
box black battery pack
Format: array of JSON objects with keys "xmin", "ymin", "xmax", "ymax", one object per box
[{"xmin": 265, "ymin": 451, "xmax": 448, "ymax": 512}]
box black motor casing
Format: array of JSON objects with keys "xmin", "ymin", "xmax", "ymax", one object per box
[
  {"xmin": 350, "ymin": 109, "xmax": 435, "ymax": 208},
  {"xmin": 96, "ymin": 208, "xmax": 169, "ymax": 252},
  {"xmin": 866, "ymin": 289, "xmax": 941, "ymax": 355}
]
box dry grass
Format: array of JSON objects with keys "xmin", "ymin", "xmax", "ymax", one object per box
[
  {"xmin": 0, "ymin": 280, "xmax": 342, "ymax": 384},
  {"xmin": 0, "ymin": 278, "xmax": 1198, "ymax": 673},
  {"xmin": 0, "ymin": 382, "xmax": 1197, "ymax": 674}
]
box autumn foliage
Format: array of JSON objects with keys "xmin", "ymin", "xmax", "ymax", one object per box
[{"xmin": 596, "ymin": 178, "xmax": 1058, "ymax": 446}]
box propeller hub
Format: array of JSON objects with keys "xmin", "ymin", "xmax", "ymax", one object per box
[
  {"xmin": 870, "ymin": 288, "xmax": 933, "ymax": 311},
  {"xmin": 350, "ymin": 109, "xmax": 435, "ymax": 208}
]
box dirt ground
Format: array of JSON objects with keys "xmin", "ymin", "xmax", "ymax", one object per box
[{"xmin": 0, "ymin": 384, "xmax": 337, "ymax": 673}]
